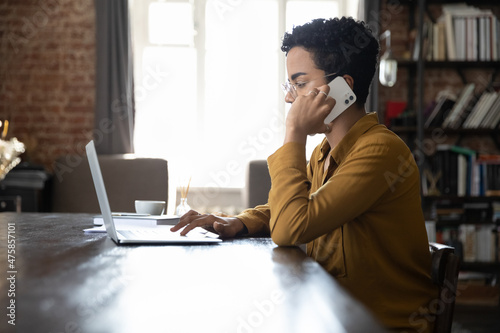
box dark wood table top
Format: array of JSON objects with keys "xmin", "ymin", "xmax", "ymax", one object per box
[{"xmin": 0, "ymin": 213, "xmax": 386, "ymax": 333}]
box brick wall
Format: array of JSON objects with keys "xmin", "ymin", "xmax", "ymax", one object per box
[{"xmin": 0, "ymin": 0, "xmax": 95, "ymax": 171}]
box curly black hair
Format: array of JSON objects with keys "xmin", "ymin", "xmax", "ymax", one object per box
[{"xmin": 281, "ymin": 17, "xmax": 379, "ymax": 106}]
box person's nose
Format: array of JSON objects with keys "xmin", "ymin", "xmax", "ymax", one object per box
[{"xmin": 285, "ymin": 91, "xmax": 295, "ymax": 104}]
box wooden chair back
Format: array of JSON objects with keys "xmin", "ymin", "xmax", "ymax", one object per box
[{"xmin": 429, "ymin": 242, "xmax": 460, "ymax": 333}]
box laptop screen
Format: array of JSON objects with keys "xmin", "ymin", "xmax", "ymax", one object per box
[{"xmin": 85, "ymin": 140, "xmax": 119, "ymax": 242}]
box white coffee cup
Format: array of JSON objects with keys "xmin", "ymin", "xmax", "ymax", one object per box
[{"xmin": 135, "ymin": 200, "xmax": 165, "ymax": 215}]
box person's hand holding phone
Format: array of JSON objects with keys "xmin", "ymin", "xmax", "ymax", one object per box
[{"xmin": 284, "ymin": 84, "xmax": 336, "ymax": 145}]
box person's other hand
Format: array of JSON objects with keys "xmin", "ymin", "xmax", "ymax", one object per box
[{"xmin": 170, "ymin": 210, "xmax": 246, "ymax": 238}]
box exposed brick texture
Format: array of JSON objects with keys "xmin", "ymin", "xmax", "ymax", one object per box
[{"xmin": 0, "ymin": 0, "xmax": 95, "ymax": 170}]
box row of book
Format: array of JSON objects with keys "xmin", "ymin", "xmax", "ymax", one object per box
[
  {"xmin": 416, "ymin": 4, "xmax": 500, "ymax": 62},
  {"xmin": 433, "ymin": 200, "xmax": 497, "ymax": 224},
  {"xmin": 427, "ymin": 221, "xmax": 499, "ymax": 263},
  {"xmin": 422, "ymin": 145, "xmax": 500, "ymax": 197},
  {"xmin": 459, "ymin": 224, "xmax": 497, "ymax": 262},
  {"xmin": 424, "ymin": 84, "xmax": 500, "ymax": 129}
]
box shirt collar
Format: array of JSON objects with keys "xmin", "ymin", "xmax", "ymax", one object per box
[{"xmin": 318, "ymin": 112, "xmax": 380, "ymax": 164}]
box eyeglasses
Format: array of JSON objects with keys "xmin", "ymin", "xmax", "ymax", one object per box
[{"xmin": 281, "ymin": 72, "xmax": 339, "ymax": 99}]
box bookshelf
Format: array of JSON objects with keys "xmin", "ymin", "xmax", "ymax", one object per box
[{"xmin": 386, "ymin": 0, "xmax": 500, "ymax": 304}]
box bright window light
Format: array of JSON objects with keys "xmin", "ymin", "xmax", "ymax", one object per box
[
  {"xmin": 133, "ymin": 0, "xmax": 359, "ymax": 189},
  {"xmin": 148, "ymin": 2, "xmax": 194, "ymax": 45},
  {"xmin": 133, "ymin": 46, "xmax": 197, "ymax": 159},
  {"xmin": 203, "ymin": 0, "xmax": 281, "ymax": 188},
  {"xmin": 286, "ymin": 1, "xmax": 339, "ymax": 32}
]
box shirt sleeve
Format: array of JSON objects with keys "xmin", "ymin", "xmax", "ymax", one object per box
[
  {"xmin": 234, "ymin": 148, "xmax": 318, "ymax": 237},
  {"xmin": 235, "ymin": 204, "xmax": 271, "ymax": 236},
  {"xmin": 267, "ymin": 139, "xmax": 413, "ymax": 246}
]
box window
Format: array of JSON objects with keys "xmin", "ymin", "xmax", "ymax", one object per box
[{"xmin": 130, "ymin": 0, "xmax": 359, "ymax": 190}]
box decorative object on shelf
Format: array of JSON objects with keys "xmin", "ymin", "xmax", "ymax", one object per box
[
  {"xmin": 0, "ymin": 120, "xmax": 25, "ymax": 180},
  {"xmin": 379, "ymin": 30, "xmax": 398, "ymax": 87},
  {"xmin": 424, "ymin": 169, "xmax": 442, "ymax": 197},
  {"xmin": 385, "ymin": 101, "xmax": 407, "ymax": 127},
  {"xmin": 175, "ymin": 176, "xmax": 191, "ymax": 216}
]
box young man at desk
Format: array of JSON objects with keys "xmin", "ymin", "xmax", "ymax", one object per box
[{"xmin": 171, "ymin": 17, "xmax": 438, "ymax": 333}]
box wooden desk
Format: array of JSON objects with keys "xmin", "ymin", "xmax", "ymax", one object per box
[{"xmin": 0, "ymin": 213, "xmax": 386, "ymax": 333}]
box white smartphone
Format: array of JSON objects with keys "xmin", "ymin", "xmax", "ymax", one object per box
[{"xmin": 323, "ymin": 77, "xmax": 357, "ymax": 124}]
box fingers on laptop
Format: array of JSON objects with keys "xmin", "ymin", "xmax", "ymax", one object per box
[
  {"xmin": 185, "ymin": 214, "xmax": 220, "ymax": 236},
  {"xmin": 170, "ymin": 210, "xmax": 199, "ymax": 231},
  {"xmin": 171, "ymin": 210, "xmax": 218, "ymax": 236}
]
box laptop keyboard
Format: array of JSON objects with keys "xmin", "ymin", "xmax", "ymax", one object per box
[{"xmin": 117, "ymin": 227, "xmax": 219, "ymax": 240}]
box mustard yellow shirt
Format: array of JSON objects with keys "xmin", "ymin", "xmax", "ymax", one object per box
[{"xmin": 237, "ymin": 113, "xmax": 438, "ymax": 332}]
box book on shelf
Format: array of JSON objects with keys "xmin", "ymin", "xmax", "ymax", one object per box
[
  {"xmin": 435, "ymin": 200, "xmax": 465, "ymax": 223},
  {"xmin": 435, "ymin": 221, "xmax": 498, "ymax": 263},
  {"xmin": 411, "ymin": 4, "xmax": 500, "ymax": 62},
  {"xmin": 459, "ymin": 224, "xmax": 497, "ymax": 263},
  {"xmin": 431, "ymin": 145, "xmax": 477, "ymax": 196},
  {"xmin": 432, "ymin": 19, "xmax": 447, "ymax": 61},
  {"xmin": 460, "ymin": 224, "xmax": 477, "ymax": 262},
  {"xmin": 436, "ymin": 4, "xmax": 500, "ymax": 62},
  {"xmin": 463, "ymin": 201, "xmax": 492, "ymax": 223},
  {"xmin": 426, "ymin": 86, "xmax": 500, "ymax": 129},
  {"xmin": 425, "ymin": 221, "xmax": 437, "ymax": 243},
  {"xmin": 493, "ymin": 201, "xmax": 500, "ymax": 222},
  {"xmin": 442, "ymin": 4, "xmax": 458, "ymax": 61},
  {"xmin": 441, "ymin": 83, "xmax": 476, "ymax": 129},
  {"xmin": 463, "ymin": 92, "xmax": 500, "ymax": 129},
  {"xmin": 425, "ymin": 145, "xmax": 500, "ymax": 197},
  {"xmin": 477, "ymin": 154, "xmax": 500, "ymax": 197},
  {"xmin": 479, "ymin": 93, "xmax": 500, "ymax": 129},
  {"xmin": 436, "ymin": 227, "xmax": 464, "ymax": 258},
  {"xmin": 424, "ymin": 89, "xmax": 457, "ymax": 128}
]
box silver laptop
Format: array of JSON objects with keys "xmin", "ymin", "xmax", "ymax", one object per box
[{"xmin": 85, "ymin": 140, "xmax": 221, "ymax": 244}]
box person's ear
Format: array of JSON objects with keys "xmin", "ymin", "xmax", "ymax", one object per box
[{"xmin": 343, "ymin": 75, "xmax": 354, "ymax": 90}]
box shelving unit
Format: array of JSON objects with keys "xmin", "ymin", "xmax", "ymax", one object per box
[{"xmin": 386, "ymin": 0, "xmax": 500, "ymax": 303}]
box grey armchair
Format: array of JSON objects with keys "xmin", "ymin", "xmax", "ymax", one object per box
[{"xmin": 51, "ymin": 154, "xmax": 168, "ymax": 213}]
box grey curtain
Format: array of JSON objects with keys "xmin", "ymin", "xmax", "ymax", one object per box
[
  {"xmin": 358, "ymin": 0, "xmax": 380, "ymax": 115},
  {"xmin": 94, "ymin": 0, "xmax": 135, "ymax": 154}
]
